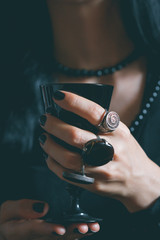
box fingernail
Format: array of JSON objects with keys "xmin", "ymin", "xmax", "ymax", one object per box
[
  {"xmin": 73, "ymin": 228, "xmax": 85, "ymax": 234},
  {"xmin": 53, "ymin": 90, "xmax": 65, "ymax": 100},
  {"xmin": 39, "ymin": 115, "xmax": 47, "ymax": 126},
  {"xmin": 39, "ymin": 134, "xmax": 47, "ymax": 145},
  {"xmin": 43, "ymin": 152, "xmax": 48, "ymax": 160},
  {"xmin": 32, "ymin": 202, "xmax": 45, "ymax": 213}
]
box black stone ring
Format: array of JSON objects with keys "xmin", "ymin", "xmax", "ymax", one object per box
[
  {"xmin": 97, "ymin": 110, "xmax": 120, "ymax": 133},
  {"xmin": 82, "ymin": 137, "xmax": 114, "ymax": 167}
]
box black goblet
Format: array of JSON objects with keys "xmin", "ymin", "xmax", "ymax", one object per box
[{"xmin": 40, "ymin": 83, "xmax": 113, "ymax": 224}]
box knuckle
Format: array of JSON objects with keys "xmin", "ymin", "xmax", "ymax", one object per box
[
  {"xmin": 67, "ymin": 93, "xmax": 78, "ymax": 108},
  {"xmin": 90, "ymin": 105, "xmax": 103, "ymax": 123},
  {"xmin": 93, "ymin": 182, "xmax": 103, "ymax": 192},
  {"xmin": 100, "ymin": 166, "xmax": 116, "ymax": 180},
  {"xmin": 64, "ymin": 153, "xmax": 75, "ymax": 169},
  {"xmin": 64, "ymin": 152, "xmax": 81, "ymax": 171},
  {"xmin": 118, "ymin": 123, "xmax": 131, "ymax": 139},
  {"xmin": 69, "ymin": 128, "xmax": 82, "ymax": 146}
]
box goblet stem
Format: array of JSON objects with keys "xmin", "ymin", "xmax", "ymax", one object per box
[
  {"xmin": 63, "ymin": 184, "xmax": 102, "ymax": 223},
  {"xmin": 67, "ymin": 185, "xmax": 82, "ymax": 213}
]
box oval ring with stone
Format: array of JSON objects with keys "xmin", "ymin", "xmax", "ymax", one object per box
[
  {"xmin": 97, "ymin": 109, "xmax": 120, "ymax": 133},
  {"xmin": 82, "ymin": 137, "xmax": 114, "ymax": 166}
]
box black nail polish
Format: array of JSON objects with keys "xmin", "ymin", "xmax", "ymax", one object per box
[
  {"xmin": 53, "ymin": 90, "xmax": 65, "ymax": 100},
  {"xmin": 39, "ymin": 115, "xmax": 47, "ymax": 126},
  {"xmin": 43, "ymin": 152, "xmax": 48, "ymax": 160},
  {"xmin": 32, "ymin": 202, "xmax": 45, "ymax": 213},
  {"xmin": 39, "ymin": 134, "xmax": 47, "ymax": 145}
]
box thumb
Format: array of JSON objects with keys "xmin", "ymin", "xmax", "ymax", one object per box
[{"xmin": 0, "ymin": 199, "xmax": 49, "ymax": 223}]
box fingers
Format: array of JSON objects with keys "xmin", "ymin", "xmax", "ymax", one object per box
[
  {"xmin": 0, "ymin": 199, "xmax": 49, "ymax": 223},
  {"xmin": 40, "ymin": 114, "xmax": 95, "ymax": 149},
  {"xmin": 53, "ymin": 90, "xmax": 105, "ymax": 126},
  {"xmin": 45, "ymin": 156, "xmax": 122, "ymax": 192},
  {"xmin": 1, "ymin": 219, "xmax": 66, "ymax": 240},
  {"xmin": 64, "ymin": 222, "xmax": 100, "ymax": 240},
  {"xmin": 0, "ymin": 220, "xmax": 99, "ymax": 240},
  {"xmin": 22, "ymin": 220, "xmax": 66, "ymax": 238},
  {"xmin": 88, "ymin": 222, "xmax": 100, "ymax": 233},
  {"xmin": 68, "ymin": 222, "xmax": 100, "ymax": 234},
  {"xmin": 41, "ymin": 134, "xmax": 82, "ymax": 171}
]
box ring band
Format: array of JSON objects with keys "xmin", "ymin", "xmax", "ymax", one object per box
[{"xmin": 97, "ymin": 110, "xmax": 120, "ymax": 133}]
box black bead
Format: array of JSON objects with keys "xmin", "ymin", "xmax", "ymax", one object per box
[
  {"xmin": 88, "ymin": 70, "xmax": 96, "ymax": 76},
  {"xmin": 103, "ymin": 69, "xmax": 109, "ymax": 75},
  {"xmin": 110, "ymin": 67, "xmax": 116, "ymax": 73},
  {"xmin": 96, "ymin": 70, "xmax": 103, "ymax": 77},
  {"xmin": 54, "ymin": 49, "xmax": 141, "ymax": 77},
  {"xmin": 116, "ymin": 64, "xmax": 123, "ymax": 70},
  {"xmin": 74, "ymin": 69, "xmax": 81, "ymax": 76},
  {"xmin": 81, "ymin": 69, "xmax": 89, "ymax": 76}
]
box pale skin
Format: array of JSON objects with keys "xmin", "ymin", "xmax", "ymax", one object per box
[
  {"xmin": 2, "ymin": 0, "xmax": 160, "ymax": 239},
  {"xmin": 42, "ymin": 0, "xmax": 160, "ymax": 211},
  {"xmin": 0, "ymin": 199, "xmax": 99, "ymax": 240}
]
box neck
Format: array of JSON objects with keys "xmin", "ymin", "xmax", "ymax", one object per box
[{"xmin": 46, "ymin": 0, "xmax": 134, "ymax": 69}]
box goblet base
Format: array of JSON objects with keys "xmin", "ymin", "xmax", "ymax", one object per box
[
  {"xmin": 45, "ymin": 211, "xmax": 102, "ymax": 224},
  {"xmin": 63, "ymin": 172, "xmax": 94, "ymax": 184}
]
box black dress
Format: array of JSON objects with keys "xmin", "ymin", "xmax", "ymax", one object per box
[{"xmin": 1, "ymin": 70, "xmax": 160, "ymax": 240}]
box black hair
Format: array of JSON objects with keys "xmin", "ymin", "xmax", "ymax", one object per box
[
  {"xmin": 1, "ymin": 0, "xmax": 160, "ymax": 153},
  {"xmin": 120, "ymin": 0, "xmax": 160, "ymax": 70}
]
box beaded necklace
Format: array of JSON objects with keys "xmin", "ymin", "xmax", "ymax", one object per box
[
  {"xmin": 54, "ymin": 49, "xmax": 141, "ymax": 77},
  {"xmin": 129, "ymin": 77, "xmax": 160, "ymax": 134},
  {"xmin": 54, "ymin": 49, "xmax": 160, "ymax": 135}
]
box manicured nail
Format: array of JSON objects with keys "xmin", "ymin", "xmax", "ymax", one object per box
[
  {"xmin": 53, "ymin": 90, "xmax": 65, "ymax": 100},
  {"xmin": 32, "ymin": 202, "xmax": 45, "ymax": 213},
  {"xmin": 39, "ymin": 115, "xmax": 47, "ymax": 126},
  {"xmin": 43, "ymin": 152, "xmax": 48, "ymax": 160},
  {"xmin": 39, "ymin": 134, "xmax": 47, "ymax": 145},
  {"xmin": 73, "ymin": 228, "xmax": 85, "ymax": 234}
]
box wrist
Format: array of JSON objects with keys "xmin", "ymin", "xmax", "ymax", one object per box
[{"xmin": 122, "ymin": 160, "xmax": 160, "ymax": 213}]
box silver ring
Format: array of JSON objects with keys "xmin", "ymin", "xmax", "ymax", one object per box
[{"xmin": 97, "ymin": 110, "xmax": 120, "ymax": 133}]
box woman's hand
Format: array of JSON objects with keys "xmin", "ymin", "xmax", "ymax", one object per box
[
  {"xmin": 0, "ymin": 199, "xmax": 99, "ymax": 240},
  {"xmin": 39, "ymin": 90, "xmax": 160, "ymax": 213}
]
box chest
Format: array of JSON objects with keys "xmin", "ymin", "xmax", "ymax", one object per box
[{"xmin": 107, "ymin": 74, "xmax": 146, "ymax": 127}]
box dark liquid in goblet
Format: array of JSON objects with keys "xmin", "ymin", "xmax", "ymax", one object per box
[{"xmin": 40, "ymin": 83, "xmax": 113, "ymax": 224}]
